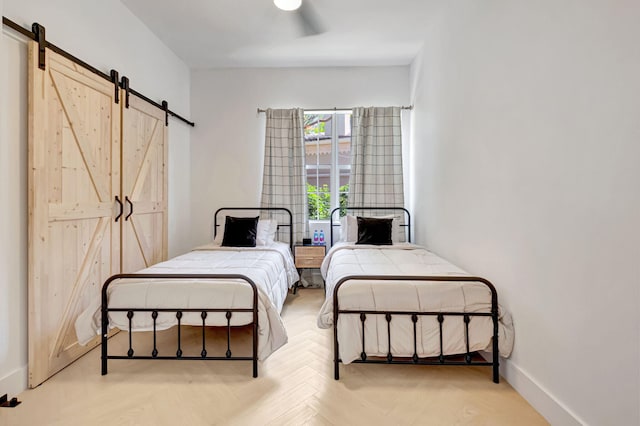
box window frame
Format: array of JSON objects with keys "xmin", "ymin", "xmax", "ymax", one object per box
[{"xmin": 304, "ymin": 110, "xmax": 351, "ymax": 221}]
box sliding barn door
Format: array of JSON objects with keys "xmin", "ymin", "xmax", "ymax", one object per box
[
  {"xmin": 28, "ymin": 42, "xmax": 121, "ymax": 387},
  {"xmin": 120, "ymin": 93, "xmax": 168, "ymax": 273}
]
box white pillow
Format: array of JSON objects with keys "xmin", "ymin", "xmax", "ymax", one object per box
[
  {"xmin": 345, "ymin": 214, "xmax": 358, "ymax": 242},
  {"xmin": 213, "ymin": 224, "xmax": 224, "ymax": 245},
  {"xmin": 338, "ymin": 214, "xmax": 359, "ymax": 242},
  {"xmin": 337, "ymin": 215, "xmax": 350, "ymax": 242},
  {"xmin": 256, "ymin": 219, "xmax": 278, "ymax": 246},
  {"xmin": 214, "ymin": 218, "xmax": 278, "ymax": 246}
]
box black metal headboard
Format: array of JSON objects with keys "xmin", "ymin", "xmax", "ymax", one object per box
[
  {"xmin": 329, "ymin": 207, "xmax": 411, "ymax": 246},
  {"xmin": 214, "ymin": 207, "xmax": 294, "ymax": 251}
]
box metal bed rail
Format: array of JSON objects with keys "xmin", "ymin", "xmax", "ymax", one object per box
[
  {"xmin": 101, "ymin": 273, "xmax": 259, "ymax": 377},
  {"xmin": 332, "ymin": 275, "xmax": 500, "ymax": 383}
]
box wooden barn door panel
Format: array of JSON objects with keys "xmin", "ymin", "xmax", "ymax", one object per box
[
  {"xmin": 28, "ymin": 42, "xmax": 121, "ymax": 387},
  {"xmin": 121, "ymin": 94, "xmax": 168, "ymax": 273}
]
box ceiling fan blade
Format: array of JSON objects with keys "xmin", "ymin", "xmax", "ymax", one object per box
[{"xmin": 296, "ymin": 2, "xmax": 325, "ymax": 36}]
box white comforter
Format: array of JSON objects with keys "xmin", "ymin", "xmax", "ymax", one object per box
[
  {"xmin": 76, "ymin": 242, "xmax": 299, "ymax": 360},
  {"xmin": 318, "ymin": 243, "xmax": 514, "ymax": 364}
]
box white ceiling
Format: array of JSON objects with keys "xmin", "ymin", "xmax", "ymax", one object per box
[{"xmin": 121, "ymin": 0, "xmax": 435, "ymax": 69}]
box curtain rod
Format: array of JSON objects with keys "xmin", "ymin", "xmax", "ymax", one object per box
[
  {"xmin": 2, "ymin": 16, "xmax": 195, "ymax": 128},
  {"xmin": 257, "ymin": 106, "xmax": 413, "ymax": 113}
]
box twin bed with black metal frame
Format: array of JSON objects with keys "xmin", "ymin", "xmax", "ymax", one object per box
[
  {"xmin": 87, "ymin": 207, "xmax": 298, "ymax": 378},
  {"xmin": 320, "ymin": 207, "xmax": 513, "ymax": 383}
]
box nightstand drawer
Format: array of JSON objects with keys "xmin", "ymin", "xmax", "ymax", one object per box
[
  {"xmin": 295, "ymin": 256, "xmax": 323, "ymax": 268},
  {"xmin": 294, "ymin": 245, "xmax": 326, "ymax": 268},
  {"xmin": 295, "ymin": 246, "xmax": 325, "ymax": 257}
]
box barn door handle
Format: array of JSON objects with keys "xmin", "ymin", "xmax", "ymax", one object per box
[
  {"xmin": 125, "ymin": 196, "xmax": 134, "ymax": 221},
  {"xmin": 115, "ymin": 196, "xmax": 123, "ymax": 222}
]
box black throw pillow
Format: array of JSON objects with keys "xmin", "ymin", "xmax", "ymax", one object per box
[
  {"xmin": 221, "ymin": 216, "xmax": 259, "ymax": 247},
  {"xmin": 355, "ymin": 216, "xmax": 393, "ymax": 245}
]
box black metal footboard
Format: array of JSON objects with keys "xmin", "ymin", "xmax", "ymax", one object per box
[
  {"xmin": 101, "ymin": 273, "xmax": 259, "ymax": 377},
  {"xmin": 332, "ymin": 275, "xmax": 500, "ymax": 383}
]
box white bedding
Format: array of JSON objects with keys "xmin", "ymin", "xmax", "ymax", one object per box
[
  {"xmin": 75, "ymin": 242, "xmax": 299, "ymax": 360},
  {"xmin": 318, "ymin": 243, "xmax": 514, "ymax": 364}
]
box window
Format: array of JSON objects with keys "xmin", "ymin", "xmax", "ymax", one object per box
[{"xmin": 304, "ymin": 111, "xmax": 351, "ymax": 221}]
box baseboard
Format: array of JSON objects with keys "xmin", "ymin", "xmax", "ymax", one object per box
[
  {"xmin": 0, "ymin": 365, "xmax": 28, "ymax": 398},
  {"xmin": 479, "ymin": 352, "xmax": 585, "ymax": 425}
]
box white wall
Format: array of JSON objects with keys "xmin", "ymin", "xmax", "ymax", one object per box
[
  {"xmin": 190, "ymin": 67, "xmax": 409, "ymax": 247},
  {"xmin": 410, "ymin": 1, "xmax": 640, "ymax": 425},
  {"xmin": 0, "ymin": 0, "xmax": 191, "ymax": 396}
]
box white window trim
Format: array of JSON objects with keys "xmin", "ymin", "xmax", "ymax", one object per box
[{"xmin": 304, "ymin": 110, "xmax": 351, "ymax": 221}]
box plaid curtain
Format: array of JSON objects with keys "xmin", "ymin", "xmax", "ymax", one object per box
[
  {"xmin": 260, "ymin": 108, "xmax": 308, "ymax": 244},
  {"xmin": 348, "ymin": 106, "xmax": 405, "ymax": 207}
]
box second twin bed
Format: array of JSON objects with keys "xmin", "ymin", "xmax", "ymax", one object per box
[{"xmin": 317, "ymin": 208, "xmax": 514, "ymax": 382}]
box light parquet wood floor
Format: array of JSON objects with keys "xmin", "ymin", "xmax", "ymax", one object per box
[{"xmin": 1, "ymin": 289, "xmax": 548, "ymax": 425}]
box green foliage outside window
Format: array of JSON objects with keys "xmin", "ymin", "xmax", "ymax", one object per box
[
  {"xmin": 304, "ymin": 114, "xmax": 329, "ymax": 138},
  {"xmin": 307, "ymin": 183, "xmax": 349, "ymax": 220}
]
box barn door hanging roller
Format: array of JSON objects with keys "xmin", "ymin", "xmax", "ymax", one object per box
[
  {"xmin": 2, "ymin": 16, "xmax": 195, "ymax": 127},
  {"xmin": 110, "ymin": 70, "xmax": 120, "ymax": 104},
  {"xmin": 32, "ymin": 22, "xmax": 46, "ymax": 70}
]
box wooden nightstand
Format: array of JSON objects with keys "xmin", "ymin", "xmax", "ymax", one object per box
[{"xmin": 293, "ymin": 245, "xmax": 326, "ymax": 293}]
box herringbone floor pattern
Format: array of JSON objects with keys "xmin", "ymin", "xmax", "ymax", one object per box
[{"xmin": 1, "ymin": 289, "xmax": 547, "ymax": 425}]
